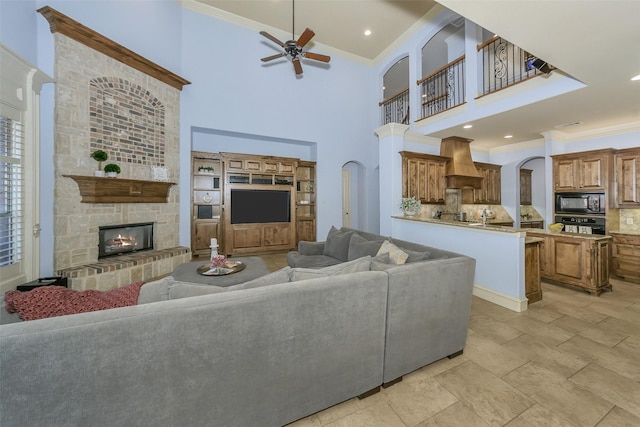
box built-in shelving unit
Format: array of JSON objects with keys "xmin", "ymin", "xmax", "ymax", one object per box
[
  {"xmin": 296, "ymin": 161, "xmax": 316, "ymax": 244},
  {"xmin": 191, "ymin": 152, "xmax": 223, "ymax": 257}
]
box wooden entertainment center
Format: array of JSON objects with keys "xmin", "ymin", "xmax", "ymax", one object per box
[{"xmin": 190, "ymin": 152, "xmax": 316, "ymax": 257}]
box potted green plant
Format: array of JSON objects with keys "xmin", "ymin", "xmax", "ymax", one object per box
[
  {"xmin": 198, "ymin": 166, "xmax": 215, "ymax": 174},
  {"xmin": 91, "ymin": 150, "xmax": 108, "ymax": 177},
  {"xmin": 104, "ymin": 163, "xmax": 121, "ymax": 178},
  {"xmin": 401, "ymin": 196, "xmax": 421, "ymax": 216}
]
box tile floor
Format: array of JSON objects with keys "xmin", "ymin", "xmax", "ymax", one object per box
[{"xmin": 261, "ymin": 253, "xmax": 640, "ymax": 427}]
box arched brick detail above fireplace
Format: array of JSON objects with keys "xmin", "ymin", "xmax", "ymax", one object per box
[{"xmin": 90, "ymin": 77, "xmax": 166, "ymax": 167}]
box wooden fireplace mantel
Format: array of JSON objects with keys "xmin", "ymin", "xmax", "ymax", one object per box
[{"xmin": 64, "ymin": 175, "xmax": 175, "ymax": 203}]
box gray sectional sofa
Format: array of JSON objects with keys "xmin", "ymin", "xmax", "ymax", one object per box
[{"xmin": 0, "ymin": 227, "xmax": 476, "ymax": 427}]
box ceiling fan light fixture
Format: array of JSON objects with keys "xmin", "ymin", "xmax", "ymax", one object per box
[{"xmin": 258, "ymin": 0, "xmax": 330, "ymax": 75}]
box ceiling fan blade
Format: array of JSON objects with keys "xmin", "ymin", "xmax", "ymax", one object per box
[
  {"xmin": 296, "ymin": 28, "xmax": 315, "ymax": 48},
  {"xmin": 293, "ymin": 58, "xmax": 303, "ymax": 75},
  {"xmin": 261, "ymin": 53, "xmax": 286, "ymax": 62},
  {"xmin": 260, "ymin": 31, "xmax": 286, "ymax": 48},
  {"xmin": 303, "ymin": 52, "xmax": 331, "ymax": 63}
]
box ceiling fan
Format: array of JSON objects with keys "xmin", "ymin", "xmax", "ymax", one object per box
[{"xmin": 259, "ymin": 0, "xmax": 330, "ymax": 75}]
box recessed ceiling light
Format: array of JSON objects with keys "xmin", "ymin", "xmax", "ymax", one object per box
[
  {"xmin": 632, "ymin": 74, "xmax": 640, "ymax": 81},
  {"xmin": 463, "ymin": 124, "xmax": 472, "ymax": 129},
  {"xmin": 364, "ymin": 30, "xmax": 372, "ymax": 36},
  {"xmin": 504, "ymin": 135, "xmax": 513, "ymax": 139}
]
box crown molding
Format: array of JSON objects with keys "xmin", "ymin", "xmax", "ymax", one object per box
[
  {"xmin": 543, "ymin": 121, "xmax": 640, "ymax": 143},
  {"xmin": 37, "ymin": 6, "xmax": 190, "ymax": 90}
]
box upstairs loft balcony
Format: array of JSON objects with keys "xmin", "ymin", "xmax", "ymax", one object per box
[{"xmin": 379, "ymin": 36, "xmax": 552, "ymax": 126}]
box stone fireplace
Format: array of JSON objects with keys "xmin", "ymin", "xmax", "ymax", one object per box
[{"xmin": 39, "ymin": 7, "xmax": 191, "ymax": 291}]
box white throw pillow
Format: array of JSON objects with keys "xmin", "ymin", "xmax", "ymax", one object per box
[{"xmin": 376, "ymin": 240, "xmax": 409, "ymax": 265}]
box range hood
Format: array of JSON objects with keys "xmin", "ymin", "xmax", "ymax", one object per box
[{"xmin": 439, "ymin": 136, "xmax": 483, "ymax": 189}]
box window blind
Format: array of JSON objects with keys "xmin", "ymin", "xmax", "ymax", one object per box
[{"xmin": 0, "ymin": 115, "xmax": 23, "ymax": 267}]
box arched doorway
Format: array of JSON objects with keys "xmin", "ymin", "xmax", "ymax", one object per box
[{"xmin": 342, "ymin": 161, "xmax": 366, "ymax": 229}]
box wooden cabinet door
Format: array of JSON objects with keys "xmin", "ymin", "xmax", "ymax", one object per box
[
  {"xmin": 579, "ymin": 157, "xmax": 605, "ymax": 190},
  {"xmin": 194, "ymin": 221, "xmax": 219, "ymax": 253},
  {"xmin": 486, "ymin": 167, "xmax": 501, "ymax": 204},
  {"xmin": 616, "ymin": 153, "xmax": 640, "ymax": 206},
  {"xmin": 404, "ymin": 157, "xmax": 446, "ymax": 203},
  {"xmin": 520, "ymin": 169, "xmax": 532, "ymax": 205},
  {"xmin": 296, "ymin": 219, "xmax": 315, "ymax": 243},
  {"xmin": 524, "ymin": 241, "xmax": 542, "ymax": 303},
  {"xmin": 554, "ymin": 159, "xmax": 578, "ymax": 191}
]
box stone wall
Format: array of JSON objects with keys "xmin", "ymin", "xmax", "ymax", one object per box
[{"xmin": 53, "ymin": 34, "xmax": 184, "ymax": 287}]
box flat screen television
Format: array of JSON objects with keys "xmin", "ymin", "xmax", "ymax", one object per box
[{"xmin": 231, "ymin": 189, "xmax": 291, "ymax": 224}]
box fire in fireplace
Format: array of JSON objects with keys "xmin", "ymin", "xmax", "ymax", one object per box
[{"xmin": 98, "ymin": 222, "xmax": 153, "ymax": 258}]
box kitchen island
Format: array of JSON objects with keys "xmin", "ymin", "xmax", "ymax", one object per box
[
  {"xmin": 392, "ymin": 215, "xmax": 530, "ymax": 311},
  {"xmin": 526, "ymin": 230, "xmax": 612, "ymax": 295}
]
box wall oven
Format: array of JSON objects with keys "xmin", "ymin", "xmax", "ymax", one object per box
[
  {"xmin": 554, "ymin": 216, "xmax": 606, "ymax": 235},
  {"xmin": 555, "ymin": 192, "xmax": 605, "ymax": 215}
]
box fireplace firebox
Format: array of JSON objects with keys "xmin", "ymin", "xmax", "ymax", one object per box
[{"xmin": 98, "ymin": 222, "xmax": 153, "ymax": 258}]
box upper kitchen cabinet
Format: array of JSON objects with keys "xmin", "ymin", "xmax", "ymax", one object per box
[
  {"xmin": 400, "ymin": 151, "xmax": 448, "ymax": 204},
  {"xmin": 520, "ymin": 168, "xmax": 532, "ymax": 205},
  {"xmin": 614, "ymin": 147, "xmax": 640, "ymax": 207},
  {"xmin": 462, "ymin": 162, "xmax": 502, "ymax": 204},
  {"xmin": 552, "ymin": 149, "xmax": 614, "ymax": 192}
]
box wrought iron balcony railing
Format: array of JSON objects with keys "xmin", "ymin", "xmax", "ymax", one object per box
[
  {"xmin": 417, "ymin": 55, "xmax": 465, "ymax": 121},
  {"xmin": 379, "ymin": 88, "xmax": 410, "ymax": 126},
  {"xmin": 478, "ymin": 36, "xmax": 544, "ymax": 95}
]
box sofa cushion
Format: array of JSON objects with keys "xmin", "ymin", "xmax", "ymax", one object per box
[
  {"xmin": 138, "ymin": 276, "xmax": 173, "ymax": 304},
  {"xmin": 291, "ymin": 256, "xmax": 372, "ymax": 281},
  {"xmin": 404, "ymin": 248, "xmax": 431, "ymax": 263},
  {"xmin": 376, "ymin": 240, "xmax": 409, "ymax": 265},
  {"xmin": 225, "ymin": 267, "xmax": 292, "ymax": 291},
  {"xmin": 168, "ymin": 281, "xmax": 226, "ymax": 299},
  {"xmin": 348, "ymin": 233, "xmax": 384, "ymax": 261},
  {"xmin": 322, "ymin": 226, "xmax": 355, "ymax": 261}
]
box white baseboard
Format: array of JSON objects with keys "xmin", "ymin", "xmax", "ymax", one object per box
[{"xmin": 473, "ymin": 284, "xmax": 528, "ymax": 312}]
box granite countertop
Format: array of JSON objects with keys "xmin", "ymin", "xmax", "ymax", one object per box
[
  {"xmin": 525, "ymin": 229, "xmax": 612, "ymax": 241},
  {"xmin": 609, "ymin": 230, "xmax": 640, "ymax": 236},
  {"xmin": 393, "ymin": 215, "xmax": 522, "ymax": 233},
  {"xmin": 395, "ymin": 215, "xmax": 613, "ymax": 241},
  {"xmin": 526, "ymin": 237, "xmax": 544, "ymax": 244}
]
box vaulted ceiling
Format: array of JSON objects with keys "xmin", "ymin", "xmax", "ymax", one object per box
[{"xmin": 191, "ymin": 0, "xmax": 640, "ymax": 148}]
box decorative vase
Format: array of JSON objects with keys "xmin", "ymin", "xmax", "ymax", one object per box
[
  {"xmin": 94, "ymin": 170, "xmax": 105, "ymax": 177},
  {"xmin": 106, "ymin": 172, "xmax": 118, "ymax": 178},
  {"xmin": 403, "ymin": 208, "xmax": 418, "ymax": 217}
]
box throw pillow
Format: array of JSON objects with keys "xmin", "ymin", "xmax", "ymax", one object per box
[
  {"xmin": 290, "ymin": 256, "xmax": 372, "ymax": 281},
  {"xmin": 376, "ymin": 240, "xmax": 409, "ymax": 265},
  {"xmin": 404, "ymin": 248, "xmax": 431, "ymax": 263},
  {"xmin": 168, "ymin": 282, "xmax": 226, "ymax": 299},
  {"xmin": 322, "ymin": 226, "xmax": 354, "ymax": 262},
  {"xmin": 347, "ymin": 233, "xmax": 384, "ymax": 261},
  {"xmin": 138, "ymin": 276, "xmax": 173, "ymax": 304},
  {"xmin": 225, "ymin": 267, "xmax": 292, "ymax": 291}
]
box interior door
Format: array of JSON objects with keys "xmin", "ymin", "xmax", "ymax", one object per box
[{"xmin": 342, "ymin": 168, "xmax": 351, "ymax": 227}]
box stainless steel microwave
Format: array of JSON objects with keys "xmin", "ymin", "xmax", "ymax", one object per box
[{"xmin": 555, "ymin": 192, "xmax": 605, "ymax": 215}]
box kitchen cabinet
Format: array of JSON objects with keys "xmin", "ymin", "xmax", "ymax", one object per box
[
  {"xmin": 611, "ymin": 233, "xmax": 640, "ymax": 283},
  {"xmin": 461, "ymin": 162, "xmax": 502, "ymax": 204},
  {"xmin": 400, "ymin": 151, "xmax": 448, "ymax": 204},
  {"xmin": 551, "ymin": 149, "xmax": 614, "ymax": 192},
  {"xmin": 527, "ymin": 231, "xmax": 612, "ymax": 296},
  {"xmin": 614, "ymin": 147, "xmax": 640, "ymax": 207},
  {"xmin": 525, "ymin": 237, "xmax": 543, "ymax": 304},
  {"xmin": 191, "ymin": 152, "xmax": 223, "ymax": 258},
  {"xmin": 520, "ymin": 168, "xmax": 532, "ymax": 205}
]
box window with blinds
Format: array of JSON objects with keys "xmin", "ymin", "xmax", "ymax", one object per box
[{"xmin": 0, "ymin": 116, "xmax": 23, "ymax": 267}]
